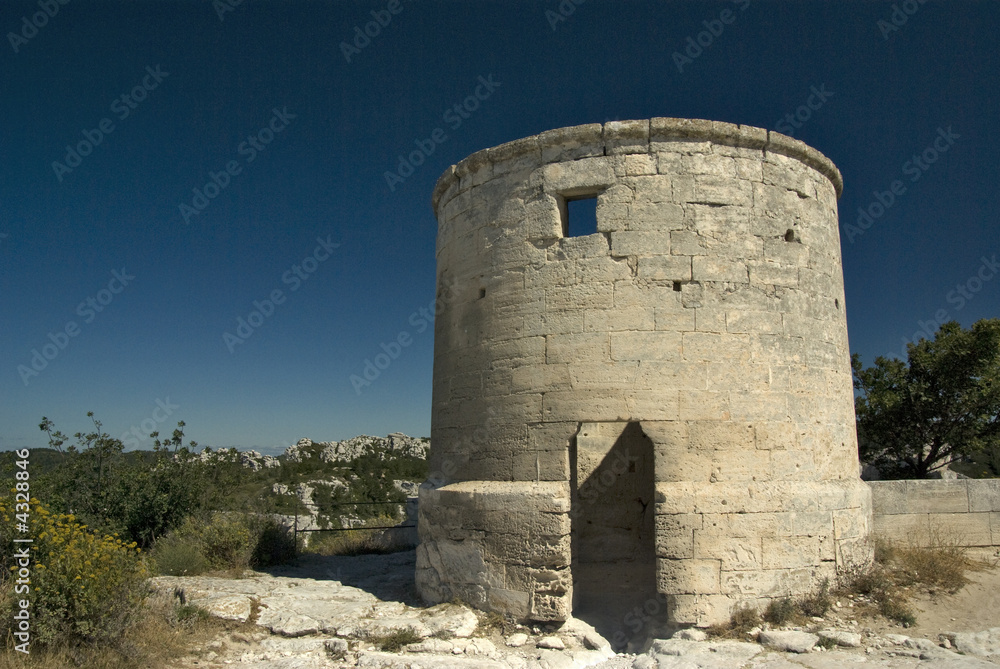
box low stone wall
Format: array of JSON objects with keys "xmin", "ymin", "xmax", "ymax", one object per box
[{"xmin": 868, "ymin": 479, "xmax": 1000, "ymax": 560}]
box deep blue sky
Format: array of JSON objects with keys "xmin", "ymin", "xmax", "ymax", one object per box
[{"xmin": 2, "ymin": 1, "xmax": 997, "ymax": 454}]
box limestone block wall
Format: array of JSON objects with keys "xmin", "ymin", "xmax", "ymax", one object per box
[
  {"xmin": 869, "ymin": 479, "xmax": 1000, "ymax": 561},
  {"xmin": 416, "ymin": 118, "xmax": 873, "ymax": 626}
]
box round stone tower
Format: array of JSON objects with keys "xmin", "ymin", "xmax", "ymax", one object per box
[{"xmin": 416, "ymin": 118, "xmax": 872, "ymax": 634}]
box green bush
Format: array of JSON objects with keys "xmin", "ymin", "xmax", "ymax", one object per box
[
  {"xmin": 151, "ymin": 512, "xmax": 295, "ymax": 575},
  {"xmin": 1, "ymin": 496, "xmax": 149, "ymax": 648}
]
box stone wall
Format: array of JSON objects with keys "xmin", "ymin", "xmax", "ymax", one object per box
[
  {"xmin": 869, "ymin": 479, "xmax": 1000, "ymax": 561},
  {"xmin": 417, "ymin": 118, "xmax": 873, "ymax": 627}
]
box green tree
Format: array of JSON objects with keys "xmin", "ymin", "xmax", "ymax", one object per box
[{"xmin": 852, "ymin": 318, "xmax": 1000, "ymax": 478}]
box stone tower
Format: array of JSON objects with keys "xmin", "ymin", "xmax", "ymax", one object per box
[{"xmin": 416, "ymin": 118, "xmax": 872, "ymax": 632}]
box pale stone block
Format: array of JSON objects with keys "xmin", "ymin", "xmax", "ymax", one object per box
[
  {"xmin": 833, "ymin": 507, "xmax": 870, "ymax": 541},
  {"xmin": 701, "ymin": 511, "xmax": 793, "ymax": 538},
  {"xmin": 904, "ymin": 480, "xmax": 970, "ymax": 513},
  {"xmin": 604, "ymin": 119, "xmax": 649, "ymax": 155},
  {"xmin": 694, "ymin": 534, "xmax": 762, "ymax": 570},
  {"xmin": 626, "ymin": 201, "xmax": 686, "ymax": 231},
  {"xmin": 569, "ymin": 362, "xmax": 640, "ymax": 389},
  {"xmin": 692, "ymin": 257, "xmax": 748, "ymax": 283},
  {"xmin": 729, "ymin": 391, "xmax": 788, "ymax": 422},
  {"xmin": 545, "ymin": 282, "xmax": 614, "ymax": 311},
  {"xmin": 549, "ymin": 233, "xmax": 611, "ymax": 260},
  {"xmin": 926, "ymin": 512, "xmax": 993, "ymax": 547},
  {"xmin": 762, "ymin": 536, "xmax": 819, "ymax": 569},
  {"xmin": 679, "ymin": 390, "xmax": 730, "ymax": 421},
  {"xmin": 656, "ymin": 558, "xmax": 721, "ymax": 594},
  {"xmin": 612, "ymin": 281, "xmax": 682, "ymax": 309},
  {"xmin": 638, "ymin": 255, "xmax": 692, "ymax": 281},
  {"xmin": 721, "ymin": 567, "xmax": 814, "ymax": 598},
  {"xmin": 523, "ymin": 310, "xmax": 586, "ymax": 337},
  {"xmin": 687, "ymin": 204, "xmax": 751, "ymax": 239},
  {"xmin": 626, "ymin": 392, "xmax": 681, "ymax": 421},
  {"xmin": 546, "ymin": 332, "xmax": 608, "ymax": 364},
  {"xmin": 680, "ymin": 153, "xmax": 737, "ymax": 177},
  {"xmin": 772, "ymin": 450, "xmax": 816, "ymax": 481},
  {"xmin": 654, "ymin": 448, "xmax": 711, "ymax": 482},
  {"xmin": 510, "ymin": 363, "xmax": 571, "ymax": 393},
  {"xmin": 575, "ymin": 257, "xmax": 633, "ymax": 283},
  {"xmin": 872, "ymin": 513, "xmax": 928, "ymax": 544},
  {"xmin": 512, "ymin": 449, "xmax": 570, "ymax": 482},
  {"xmin": 537, "ymin": 157, "xmax": 615, "ymax": 195},
  {"xmin": 726, "ymin": 311, "xmax": 782, "ymax": 334},
  {"xmin": 709, "ymin": 449, "xmax": 771, "ymax": 482},
  {"xmin": 693, "ymin": 308, "xmax": 726, "ymax": 333},
  {"xmin": 666, "ymin": 593, "xmax": 737, "ymax": 626},
  {"xmin": 636, "ymin": 362, "xmax": 708, "ymax": 390},
  {"xmin": 655, "ymin": 513, "xmax": 703, "ymax": 559},
  {"xmin": 611, "ymin": 153, "xmax": 658, "ymax": 176},
  {"xmin": 488, "ymin": 336, "xmax": 546, "ymax": 366},
  {"xmin": 542, "ymin": 390, "xmax": 630, "ymax": 422},
  {"xmin": 610, "ymin": 230, "xmax": 670, "ymax": 256},
  {"xmin": 969, "ymin": 480, "xmax": 1000, "ymax": 512},
  {"xmin": 610, "ymin": 330, "xmax": 683, "ymax": 362},
  {"xmin": 538, "ymin": 123, "xmax": 604, "ymax": 163},
  {"xmin": 654, "ymin": 307, "xmax": 696, "ymax": 332},
  {"xmin": 585, "ymin": 306, "xmax": 656, "ymax": 332},
  {"xmin": 625, "ymin": 175, "xmax": 673, "ymax": 202},
  {"xmin": 687, "ymin": 421, "xmax": 754, "ymax": 450},
  {"xmin": 754, "ymin": 421, "xmax": 798, "ymax": 451},
  {"xmin": 749, "ymin": 261, "xmax": 799, "ymax": 287},
  {"xmin": 682, "ymin": 332, "xmax": 751, "ymax": 363}
]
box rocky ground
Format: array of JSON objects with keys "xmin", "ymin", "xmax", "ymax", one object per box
[{"xmin": 152, "ymin": 551, "xmax": 1000, "ymax": 669}]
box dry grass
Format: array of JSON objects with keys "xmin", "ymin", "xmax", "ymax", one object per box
[
  {"xmin": 0, "ymin": 592, "xmax": 252, "ymax": 669},
  {"xmin": 364, "ymin": 628, "xmax": 422, "ymax": 652},
  {"xmin": 836, "ymin": 536, "xmax": 987, "ymax": 627},
  {"xmin": 706, "ymin": 603, "xmax": 761, "ymax": 639},
  {"xmin": 304, "ymin": 527, "xmax": 413, "ymax": 556}
]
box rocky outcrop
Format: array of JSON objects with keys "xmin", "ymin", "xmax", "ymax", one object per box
[{"xmin": 283, "ymin": 434, "xmax": 430, "ymax": 464}]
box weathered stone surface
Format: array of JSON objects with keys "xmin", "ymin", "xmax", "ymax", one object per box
[
  {"xmin": 952, "ymin": 627, "xmax": 1000, "ymax": 657},
  {"xmin": 818, "ymin": 630, "xmax": 862, "ymax": 648},
  {"xmin": 757, "ymin": 630, "xmax": 819, "ymax": 653},
  {"xmin": 423, "ymin": 118, "xmax": 869, "ymax": 627}
]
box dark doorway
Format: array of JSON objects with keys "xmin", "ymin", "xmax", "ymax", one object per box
[{"xmin": 571, "ymin": 421, "xmax": 661, "ymax": 650}]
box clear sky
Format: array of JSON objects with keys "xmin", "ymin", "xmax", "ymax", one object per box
[{"xmin": 2, "ymin": 0, "xmax": 997, "ymax": 454}]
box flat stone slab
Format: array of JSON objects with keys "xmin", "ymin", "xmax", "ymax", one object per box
[{"xmin": 757, "ymin": 630, "xmax": 819, "ymax": 653}]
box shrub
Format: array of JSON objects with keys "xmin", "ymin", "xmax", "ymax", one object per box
[
  {"xmin": 367, "ymin": 628, "xmax": 421, "ymax": 652},
  {"xmin": 0, "ymin": 495, "xmax": 149, "ymax": 648},
  {"xmin": 799, "ymin": 578, "xmax": 831, "ymax": 617},
  {"xmin": 151, "ymin": 512, "xmax": 295, "ymax": 576},
  {"xmin": 762, "ymin": 597, "xmax": 796, "ymax": 625}
]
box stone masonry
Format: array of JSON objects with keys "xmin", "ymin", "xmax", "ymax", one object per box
[{"xmin": 415, "ymin": 118, "xmax": 873, "ymax": 628}]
